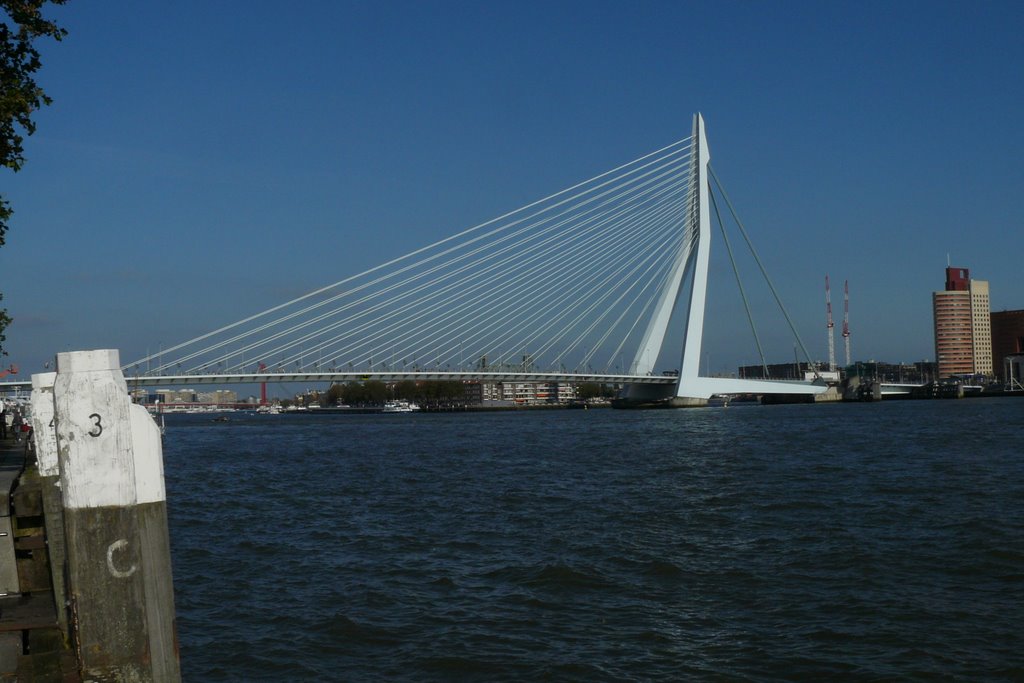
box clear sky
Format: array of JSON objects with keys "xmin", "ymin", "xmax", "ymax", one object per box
[{"xmin": 2, "ymin": 0, "xmax": 1022, "ymax": 378}]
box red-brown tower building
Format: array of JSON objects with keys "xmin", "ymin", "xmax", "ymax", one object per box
[{"xmin": 933, "ymin": 266, "xmax": 992, "ymax": 379}]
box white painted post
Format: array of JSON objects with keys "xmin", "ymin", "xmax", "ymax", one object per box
[
  {"xmin": 29, "ymin": 372, "xmax": 58, "ymax": 477},
  {"xmin": 52, "ymin": 349, "xmax": 180, "ymax": 682},
  {"xmin": 29, "ymin": 371, "xmax": 71, "ymax": 635}
]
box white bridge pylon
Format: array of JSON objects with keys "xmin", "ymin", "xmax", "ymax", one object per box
[{"xmin": 631, "ymin": 114, "xmax": 826, "ymax": 400}]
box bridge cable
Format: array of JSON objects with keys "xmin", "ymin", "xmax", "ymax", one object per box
[
  {"xmin": 159, "ymin": 146, "xmax": 694, "ymax": 374},
  {"xmin": 708, "ymin": 187, "xmax": 769, "ymax": 377},
  {"xmin": 264, "ymin": 161, "xmax": 692, "ymax": 372},
  {"xmin": 708, "ymin": 164, "xmax": 821, "ymax": 379},
  {"xmin": 285, "ymin": 166, "xmax": 693, "ymax": 373},
  {"xmin": 131, "ymin": 138, "xmax": 692, "ymax": 372},
  {"xmin": 136, "ymin": 139, "xmax": 698, "ymax": 381}
]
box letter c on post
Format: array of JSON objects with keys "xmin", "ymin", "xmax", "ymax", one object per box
[{"xmin": 106, "ymin": 539, "xmax": 138, "ymax": 579}]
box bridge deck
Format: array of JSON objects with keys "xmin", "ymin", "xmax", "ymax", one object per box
[
  {"xmin": 119, "ymin": 371, "xmax": 678, "ymax": 387},
  {"xmin": 3, "ymin": 372, "xmax": 832, "ymax": 392}
]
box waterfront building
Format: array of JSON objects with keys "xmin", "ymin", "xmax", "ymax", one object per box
[
  {"xmin": 153, "ymin": 388, "xmax": 197, "ymax": 404},
  {"xmin": 933, "ymin": 266, "xmax": 992, "ymax": 378},
  {"xmin": 481, "ymin": 382, "xmax": 502, "ymax": 401},
  {"xmin": 534, "ymin": 382, "xmax": 557, "ymax": 402},
  {"xmin": 130, "ymin": 388, "xmax": 154, "ymax": 403},
  {"xmin": 197, "ymin": 389, "xmax": 238, "ymax": 405},
  {"xmin": 504, "ymin": 382, "xmax": 537, "ymax": 404},
  {"xmin": 480, "ymin": 381, "xmax": 577, "ymax": 405},
  {"xmin": 461, "ymin": 382, "xmax": 484, "ymax": 405},
  {"xmin": 990, "ymin": 310, "xmax": 1024, "ymax": 382}
]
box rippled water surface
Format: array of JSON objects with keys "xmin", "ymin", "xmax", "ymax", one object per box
[{"xmin": 162, "ymin": 399, "xmax": 1024, "ymax": 681}]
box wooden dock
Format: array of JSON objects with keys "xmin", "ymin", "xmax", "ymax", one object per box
[{"xmin": 0, "ymin": 437, "xmax": 78, "ymax": 682}]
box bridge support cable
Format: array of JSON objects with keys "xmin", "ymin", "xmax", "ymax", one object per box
[
  {"xmin": 316, "ymin": 196, "xmax": 682, "ymax": 375},
  {"xmin": 127, "ymin": 137, "xmax": 694, "ymax": 374},
  {"xmin": 475, "ymin": 189, "xmax": 692, "ymax": 368},
  {"xmin": 602, "ymin": 260, "xmax": 679, "ymax": 373},
  {"xmin": 261, "ymin": 169, "xmax": 694, "ymax": 374},
  {"xmin": 280, "ymin": 151, "xmax": 688, "ymax": 370},
  {"xmin": 561, "ymin": 240, "xmax": 683, "ymax": 372},
  {"xmin": 528, "ymin": 216, "xmax": 687, "ymax": 369},
  {"xmin": 129, "ymin": 137, "xmax": 700, "ymax": 379},
  {"xmin": 454, "ymin": 192, "xmax": 690, "ymax": 363},
  {"xmin": 576, "ymin": 237, "xmax": 685, "ymax": 372},
  {"xmin": 407, "ymin": 200, "xmax": 685, "ymax": 372},
  {"xmin": 707, "ymin": 163, "xmax": 820, "ymax": 377},
  {"xmin": 129, "ymin": 141, "xmax": 694, "ymax": 374},
  {"xmin": 158, "ymin": 147, "xmax": 693, "ymax": 375},
  {"xmin": 708, "ymin": 188, "xmax": 769, "ymax": 377},
  {"xmin": 265, "ymin": 163, "xmax": 696, "ymax": 373}
]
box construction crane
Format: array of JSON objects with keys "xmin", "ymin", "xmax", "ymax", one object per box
[
  {"xmin": 825, "ymin": 276, "xmax": 836, "ymax": 372},
  {"xmin": 842, "ymin": 280, "xmax": 851, "ymax": 367}
]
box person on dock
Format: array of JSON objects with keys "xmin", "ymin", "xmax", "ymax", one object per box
[
  {"xmin": 0, "ymin": 401, "xmax": 7, "ymax": 439},
  {"xmin": 11, "ymin": 408, "xmax": 23, "ymax": 443}
]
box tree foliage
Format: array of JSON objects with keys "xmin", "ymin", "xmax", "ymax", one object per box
[
  {"xmin": 0, "ymin": 0, "xmax": 66, "ymax": 354},
  {"xmin": 0, "ymin": 294, "xmax": 8, "ymax": 355},
  {"xmin": 575, "ymin": 382, "xmax": 617, "ymax": 399},
  {"xmin": 322, "ymin": 380, "xmax": 469, "ymax": 407}
]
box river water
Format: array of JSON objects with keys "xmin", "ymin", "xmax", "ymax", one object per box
[{"xmin": 161, "ymin": 399, "xmax": 1024, "ymax": 681}]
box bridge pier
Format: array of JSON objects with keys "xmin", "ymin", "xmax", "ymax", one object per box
[{"xmin": 615, "ymin": 384, "xmax": 709, "ymax": 408}]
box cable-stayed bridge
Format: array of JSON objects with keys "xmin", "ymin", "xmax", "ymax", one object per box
[{"xmin": 8, "ymin": 115, "xmax": 827, "ymax": 403}]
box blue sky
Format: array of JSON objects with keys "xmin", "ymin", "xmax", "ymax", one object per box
[{"xmin": 2, "ymin": 0, "xmax": 1022, "ymax": 378}]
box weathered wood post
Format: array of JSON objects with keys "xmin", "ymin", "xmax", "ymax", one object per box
[
  {"xmin": 29, "ymin": 372, "xmax": 58, "ymax": 472},
  {"xmin": 52, "ymin": 349, "xmax": 180, "ymax": 681},
  {"xmin": 29, "ymin": 370, "xmax": 70, "ymax": 636}
]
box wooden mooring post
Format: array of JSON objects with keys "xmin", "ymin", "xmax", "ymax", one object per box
[
  {"xmin": 52, "ymin": 350, "xmax": 180, "ymax": 682},
  {"xmin": 29, "ymin": 371, "xmax": 70, "ymax": 639}
]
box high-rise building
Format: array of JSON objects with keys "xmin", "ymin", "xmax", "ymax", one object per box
[
  {"xmin": 970, "ymin": 279, "xmax": 993, "ymax": 374},
  {"xmin": 933, "ymin": 266, "xmax": 992, "ymax": 378}
]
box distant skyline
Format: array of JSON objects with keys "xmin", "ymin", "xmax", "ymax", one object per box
[{"xmin": 1, "ymin": 1, "xmax": 1022, "ymax": 378}]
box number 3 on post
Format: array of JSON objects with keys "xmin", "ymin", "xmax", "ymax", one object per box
[{"xmin": 87, "ymin": 413, "xmax": 103, "ymax": 437}]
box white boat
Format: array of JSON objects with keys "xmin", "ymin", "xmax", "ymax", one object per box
[{"xmin": 382, "ymin": 400, "xmax": 420, "ymax": 413}]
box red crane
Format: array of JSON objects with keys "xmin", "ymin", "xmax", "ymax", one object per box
[{"xmin": 258, "ymin": 362, "xmax": 268, "ymax": 404}]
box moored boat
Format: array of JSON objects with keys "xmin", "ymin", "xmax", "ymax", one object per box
[{"xmin": 382, "ymin": 400, "xmax": 420, "ymax": 413}]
